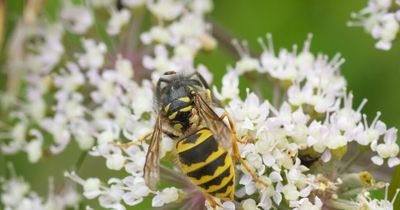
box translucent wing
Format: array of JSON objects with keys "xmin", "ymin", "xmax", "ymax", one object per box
[
  {"xmin": 193, "ymin": 92, "xmax": 232, "ymax": 150},
  {"xmin": 143, "ymin": 114, "xmax": 162, "ymax": 190}
]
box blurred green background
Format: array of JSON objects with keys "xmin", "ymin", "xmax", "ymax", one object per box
[{"xmin": 1, "ymin": 0, "xmax": 400, "ymax": 209}]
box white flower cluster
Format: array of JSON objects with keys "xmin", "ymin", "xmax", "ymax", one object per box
[
  {"xmin": 141, "ymin": 0, "xmax": 215, "ymax": 78},
  {"xmin": 1, "ymin": 23, "xmax": 66, "ymax": 162},
  {"xmin": 349, "ymin": 0, "xmax": 400, "ymax": 50},
  {"xmin": 1, "ymin": 166, "xmax": 80, "ymax": 210},
  {"xmin": 209, "ymin": 35, "xmax": 400, "ymax": 209},
  {"xmin": 1, "ymin": 0, "xmax": 213, "ymax": 164}
]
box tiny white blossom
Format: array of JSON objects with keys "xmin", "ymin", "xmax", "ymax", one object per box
[
  {"xmin": 213, "ymin": 69, "xmax": 240, "ymax": 102},
  {"xmin": 227, "ymin": 91, "xmax": 269, "ymax": 135},
  {"xmin": 107, "ymin": 9, "xmax": 131, "ymax": 36},
  {"xmin": 349, "ymin": 0, "xmax": 400, "ymax": 50},
  {"xmin": 356, "ymin": 184, "xmax": 400, "ymax": 210},
  {"xmin": 371, "ymin": 128, "xmax": 400, "ymax": 167},
  {"xmin": 152, "ymin": 187, "xmax": 180, "ymax": 207},
  {"xmin": 147, "ymin": 0, "xmax": 184, "ymax": 21},
  {"xmin": 141, "ymin": 26, "xmax": 172, "ymax": 44},
  {"xmin": 106, "ymin": 153, "xmax": 126, "ymax": 170},
  {"xmin": 61, "ymin": 4, "xmax": 93, "ymax": 34},
  {"xmin": 25, "ymin": 137, "xmax": 43, "ymax": 163},
  {"xmin": 115, "ymin": 55, "xmax": 134, "ymax": 79},
  {"xmin": 83, "ymin": 178, "xmax": 102, "ymax": 199},
  {"xmin": 242, "ymin": 198, "xmax": 260, "ymax": 210},
  {"xmin": 77, "ymin": 39, "xmax": 107, "ymax": 70},
  {"xmin": 232, "ymin": 40, "xmax": 261, "ymax": 74},
  {"xmin": 291, "ymin": 197, "xmax": 322, "ymax": 210},
  {"xmin": 2, "ymin": 168, "xmax": 80, "ymax": 210},
  {"xmin": 356, "ymin": 113, "xmax": 386, "ymax": 146}
]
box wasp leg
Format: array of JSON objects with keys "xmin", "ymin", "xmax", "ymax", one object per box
[
  {"xmin": 237, "ymin": 135, "xmax": 251, "ymax": 144},
  {"xmin": 114, "ymin": 128, "xmax": 179, "ymax": 148},
  {"xmin": 219, "ymin": 112, "xmax": 269, "ymax": 188},
  {"xmin": 205, "ymin": 194, "xmax": 219, "ymax": 210},
  {"xmin": 218, "ymin": 112, "xmax": 249, "ymax": 144},
  {"xmin": 114, "ymin": 131, "xmax": 153, "ymax": 148}
]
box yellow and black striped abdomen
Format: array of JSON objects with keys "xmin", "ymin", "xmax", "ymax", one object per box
[{"xmin": 176, "ymin": 128, "xmax": 235, "ymax": 200}]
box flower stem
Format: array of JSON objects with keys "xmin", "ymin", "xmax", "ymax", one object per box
[
  {"xmin": 0, "ymin": 0, "xmax": 5, "ymax": 50},
  {"xmin": 325, "ymin": 198, "xmax": 357, "ymax": 210},
  {"xmin": 338, "ymin": 147, "xmax": 363, "ymax": 175},
  {"xmin": 272, "ymin": 81, "xmax": 281, "ymax": 107},
  {"xmin": 75, "ymin": 151, "xmax": 88, "ymax": 172},
  {"xmin": 209, "ymin": 18, "xmax": 259, "ymax": 58}
]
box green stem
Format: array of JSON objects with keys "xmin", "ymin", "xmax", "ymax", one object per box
[
  {"xmin": 339, "ymin": 187, "xmax": 362, "ymax": 198},
  {"xmin": 0, "ymin": 150, "xmax": 5, "ymax": 178},
  {"xmin": 326, "ymin": 199, "xmax": 357, "ymax": 210},
  {"xmin": 209, "ymin": 18, "xmax": 259, "ymax": 59},
  {"xmin": 390, "ymin": 165, "xmax": 400, "ymax": 209},
  {"xmin": 272, "ymin": 81, "xmax": 281, "ymax": 107},
  {"xmin": 75, "ymin": 151, "xmax": 88, "ymax": 172},
  {"xmin": 337, "ymin": 147, "xmax": 363, "ymax": 175},
  {"xmin": 126, "ymin": 8, "xmax": 145, "ymax": 52}
]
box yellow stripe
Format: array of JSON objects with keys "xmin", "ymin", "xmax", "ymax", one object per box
[
  {"xmin": 179, "ymin": 105, "xmax": 192, "ymax": 112},
  {"xmin": 164, "ymin": 103, "xmax": 171, "ymax": 113},
  {"xmin": 204, "ymin": 165, "xmax": 234, "ymax": 193},
  {"xmin": 168, "ymin": 111, "xmax": 178, "ymax": 120},
  {"xmin": 215, "ymin": 185, "xmax": 234, "ymax": 200},
  {"xmin": 189, "ymin": 154, "xmax": 232, "ymax": 185},
  {"xmin": 179, "ymin": 147, "xmax": 225, "ymax": 172},
  {"xmin": 178, "ymin": 97, "xmax": 190, "ymax": 102},
  {"xmin": 176, "ymin": 129, "xmax": 212, "ymax": 152}
]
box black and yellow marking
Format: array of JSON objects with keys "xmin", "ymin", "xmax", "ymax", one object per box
[
  {"xmin": 168, "ymin": 111, "xmax": 178, "ymax": 120},
  {"xmin": 163, "ymin": 103, "xmax": 171, "ymax": 113},
  {"xmin": 178, "ymin": 97, "xmax": 190, "ymax": 103},
  {"xmin": 173, "ymin": 123, "xmax": 183, "ymax": 131},
  {"xmin": 179, "ymin": 105, "xmax": 192, "ymax": 112},
  {"xmin": 176, "ymin": 128, "xmax": 235, "ymax": 201},
  {"xmin": 162, "ymin": 96, "xmax": 194, "ymax": 132}
]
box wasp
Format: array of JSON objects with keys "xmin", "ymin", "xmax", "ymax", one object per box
[{"xmin": 124, "ymin": 71, "xmax": 268, "ymax": 208}]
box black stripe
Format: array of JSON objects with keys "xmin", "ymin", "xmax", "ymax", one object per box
[
  {"xmin": 186, "ymin": 152, "xmax": 227, "ymax": 180},
  {"xmin": 209, "ymin": 176, "xmax": 234, "ymax": 195},
  {"xmin": 178, "ymin": 134, "xmax": 219, "ymax": 166},
  {"xmin": 199, "ymin": 164, "xmax": 231, "ymax": 190}
]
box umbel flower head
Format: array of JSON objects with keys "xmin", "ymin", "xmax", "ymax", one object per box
[
  {"xmin": 349, "ymin": 0, "xmax": 400, "ymax": 50},
  {"xmin": 0, "ymin": 0, "xmax": 399, "ymax": 210}
]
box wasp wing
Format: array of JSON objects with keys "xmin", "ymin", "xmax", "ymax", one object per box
[
  {"xmin": 143, "ymin": 114, "xmax": 162, "ymax": 191},
  {"xmin": 193, "ymin": 93, "xmax": 232, "ymax": 150}
]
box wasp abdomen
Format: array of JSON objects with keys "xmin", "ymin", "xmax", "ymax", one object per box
[{"xmin": 176, "ymin": 128, "xmax": 235, "ymax": 201}]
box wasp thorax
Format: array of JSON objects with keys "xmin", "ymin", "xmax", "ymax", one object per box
[{"xmin": 159, "ymin": 78, "xmax": 201, "ymax": 133}]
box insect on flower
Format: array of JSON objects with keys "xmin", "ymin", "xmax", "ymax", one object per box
[{"xmin": 119, "ymin": 71, "xmax": 268, "ymax": 208}]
